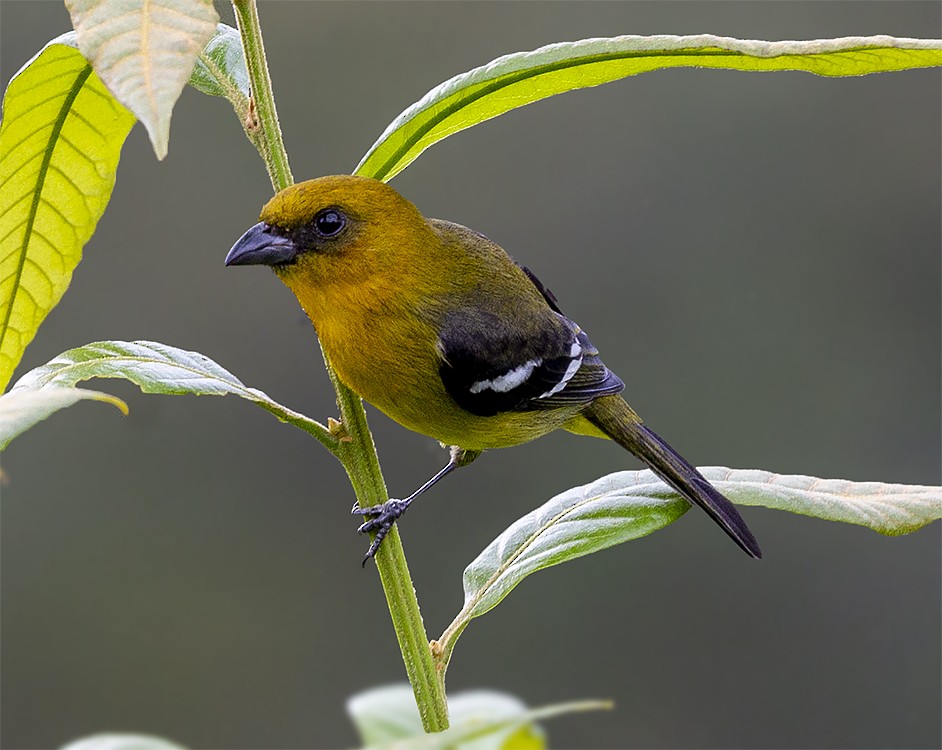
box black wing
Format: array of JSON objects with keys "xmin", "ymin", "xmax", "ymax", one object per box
[{"xmin": 438, "ymin": 265, "xmax": 623, "ymax": 418}]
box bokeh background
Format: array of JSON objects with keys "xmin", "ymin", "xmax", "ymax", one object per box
[{"xmin": 1, "ymin": 2, "xmax": 939, "ymax": 748}]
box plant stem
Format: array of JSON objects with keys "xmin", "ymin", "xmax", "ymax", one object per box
[
  {"xmin": 231, "ymin": 0, "xmax": 449, "ymax": 732},
  {"xmin": 231, "ymin": 0, "xmax": 293, "ymax": 191},
  {"xmin": 330, "ymin": 364, "xmax": 449, "ymax": 732}
]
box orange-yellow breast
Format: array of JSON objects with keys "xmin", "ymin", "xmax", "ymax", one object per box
[{"xmin": 275, "ymin": 218, "xmax": 584, "ymax": 449}]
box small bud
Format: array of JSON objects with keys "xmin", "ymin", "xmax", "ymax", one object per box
[
  {"xmin": 244, "ymin": 97, "xmax": 260, "ymax": 131},
  {"xmin": 328, "ymin": 416, "xmax": 352, "ymax": 442}
]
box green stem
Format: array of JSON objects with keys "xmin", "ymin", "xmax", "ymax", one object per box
[
  {"xmin": 232, "ymin": 0, "xmax": 293, "ymax": 191},
  {"xmin": 330, "ymin": 364, "xmax": 449, "ymax": 732},
  {"xmin": 230, "ymin": 0, "xmax": 449, "ymax": 733}
]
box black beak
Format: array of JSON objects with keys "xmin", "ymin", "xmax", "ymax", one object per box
[{"xmin": 226, "ymin": 222, "xmax": 299, "ymax": 267}]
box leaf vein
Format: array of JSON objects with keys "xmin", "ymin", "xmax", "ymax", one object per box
[
  {"xmin": 0, "ymin": 64, "xmax": 93, "ymax": 359},
  {"xmin": 463, "ymin": 489, "xmax": 611, "ymax": 615},
  {"xmin": 63, "ymin": 106, "xmax": 109, "ymax": 141}
]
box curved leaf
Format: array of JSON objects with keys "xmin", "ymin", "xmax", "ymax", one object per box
[
  {"xmin": 355, "ymin": 34, "xmax": 942, "ymax": 182},
  {"xmin": 441, "ymin": 468, "xmax": 940, "ymax": 657},
  {"xmin": 0, "ymin": 386, "xmax": 127, "ymax": 451},
  {"xmin": 0, "ymin": 34, "xmax": 135, "ymax": 392},
  {"xmin": 189, "ymin": 23, "xmax": 249, "ymax": 106},
  {"xmin": 65, "ymin": 0, "xmax": 218, "ymax": 159},
  {"xmin": 9, "ymin": 340, "xmax": 335, "ymax": 449}
]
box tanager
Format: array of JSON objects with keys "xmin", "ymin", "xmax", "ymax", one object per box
[{"xmin": 227, "ymin": 175, "xmax": 761, "ymax": 560}]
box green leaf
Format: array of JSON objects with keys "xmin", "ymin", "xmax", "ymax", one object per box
[
  {"xmin": 347, "ymin": 684, "xmax": 608, "ymax": 750},
  {"xmin": 189, "ymin": 23, "xmax": 249, "ymax": 107},
  {"xmin": 0, "ymin": 386, "xmax": 126, "ymax": 451},
  {"xmin": 65, "ymin": 0, "xmax": 218, "ymax": 159},
  {"xmin": 355, "ymin": 34, "xmax": 942, "ymax": 182},
  {"xmin": 700, "ymin": 467, "xmax": 942, "ymax": 537},
  {"xmin": 457, "ymin": 472, "xmax": 690, "ymax": 625},
  {"xmin": 439, "ymin": 468, "xmax": 940, "ymax": 659},
  {"xmin": 9, "ymin": 340, "xmax": 335, "ymax": 449},
  {"xmin": 60, "ymin": 735, "xmax": 186, "ymax": 750},
  {"xmin": 0, "ymin": 34, "xmax": 135, "ymax": 393}
]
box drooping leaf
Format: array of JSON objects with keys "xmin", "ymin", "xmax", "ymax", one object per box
[
  {"xmin": 0, "ymin": 386, "xmax": 127, "ymax": 451},
  {"xmin": 60, "ymin": 735, "xmax": 186, "ymax": 750},
  {"xmin": 347, "ymin": 684, "xmax": 608, "ymax": 750},
  {"xmin": 355, "ymin": 34, "xmax": 942, "ymax": 182},
  {"xmin": 442, "ymin": 468, "xmax": 940, "ymax": 653},
  {"xmin": 0, "ymin": 34, "xmax": 135, "ymax": 392},
  {"xmin": 189, "ymin": 23, "xmax": 249, "ymax": 106},
  {"xmin": 8, "ymin": 340, "xmax": 334, "ymax": 449},
  {"xmin": 65, "ymin": 0, "xmax": 218, "ymax": 159}
]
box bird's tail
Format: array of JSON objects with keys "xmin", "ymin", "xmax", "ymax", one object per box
[{"xmin": 583, "ymin": 395, "xmax": 761, "ymax": 558}]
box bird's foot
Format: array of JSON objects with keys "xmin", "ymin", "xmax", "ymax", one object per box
[{"xmin": 352, "ymin": 498, "xmax": 411, "ymax": 565}]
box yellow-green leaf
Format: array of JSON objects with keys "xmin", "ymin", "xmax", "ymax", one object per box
[
  {"xmin": 65, "ymin": 0, "xmax": 218, "ymax": 159},
  {"xmin": 355, "ymin": 34, "xmax": 942, "ymax": 182},
  {"xmin": 0, "ymin": 34, "xmax": 135, "ymax": 392}
]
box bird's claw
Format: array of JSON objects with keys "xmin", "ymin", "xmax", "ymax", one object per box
[{"xmin": 352, "ymin": 499, "xmax": 410, "ymax": 565}]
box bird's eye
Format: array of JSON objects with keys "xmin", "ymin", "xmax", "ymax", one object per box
[{"xmin": 313, "ymin": 209, "xmax": 346, "ymax": 237}]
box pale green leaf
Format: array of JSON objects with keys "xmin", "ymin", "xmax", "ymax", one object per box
[
  {"xmin": 348, "ymin": 684, "xmax": 607, "ymax": 750},
  {"xmin": 355, "ymin": 34, "xmax": 942, "ymax": 182},
  {"xmin": 189, "ymin": 23, "xmax": 249, "ymax": 106},
  {"xmin": 0, "ymin": 386, "xmax": 127, "ymax": 451},
  {"xmin": 457, "ymin": 472, "xmax": 690, "ymax": 624},
  {"xmin": 0, "ymin": 34, "xmax": 135, "ymax": 392},
  {"xmin": 9, "ymin": 340, "xmax": 334, "ymax": 448},
  {"xmin": 382, "ymin": 699, "xmax": 605, "ymax": 750},
  {"xmin": 65, "ymin": 0, "xmax": 218, "ymax": 159},
  {"xmin": 701, "ymin": 467, "xmax": 942, "ymax": 537},
  {"xmin": 443, "ymin": 692, "xmax": 546, "ymax": 750},
  {"xmin": 441, "ymin": 468, "xmax": 940, "ymax": 656},
  {"xmin": 60, "ymin": 735, "xmax": 186, "ymax": 750},
  {"xmin": 348, "ymin": 684, "xmax": 424, "ymax": 746}
]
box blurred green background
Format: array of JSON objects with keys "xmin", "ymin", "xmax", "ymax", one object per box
[{"xmin": 1, "ymin": 2, "xmax": 939, "ymax": 748}]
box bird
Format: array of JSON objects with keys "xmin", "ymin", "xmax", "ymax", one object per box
[{"xmin": 226, "ymin": 175, "xmax": 761, "ymax": 561}]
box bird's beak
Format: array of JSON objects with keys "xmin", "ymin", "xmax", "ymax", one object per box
[{"xmin": 225, "ymin": 222, "xmax": 299, "ymax": 267}]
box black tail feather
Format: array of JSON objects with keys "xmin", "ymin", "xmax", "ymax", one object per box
[{"xmin": 585, "ymin": 396, "xmax": 761, "ymax": 559}]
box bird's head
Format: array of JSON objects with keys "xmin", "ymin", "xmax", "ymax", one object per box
[{"xmin": 226, "ymin": 175, "xmax": 435, "ymax": 298}]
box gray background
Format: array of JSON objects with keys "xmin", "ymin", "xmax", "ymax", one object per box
[{"xmin": 1, "ymin": 1, "xmax": 939, "ymax": 748}]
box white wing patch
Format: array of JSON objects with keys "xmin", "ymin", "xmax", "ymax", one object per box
[
  {"xmin": 539, "ymin": 339, "xmax": 583, "ymax": 399},
  {"xmin": 469, "ymin": 358, "xmax": 543, "ymax": 394},
  {"xmin": 467, "ymin": 340, "xmax": 586, "ymax": 399}
]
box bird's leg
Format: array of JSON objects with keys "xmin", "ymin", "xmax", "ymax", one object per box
[{"xmin": 353, "ymin": 446, "xmax": 482, "ymax": 564}]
